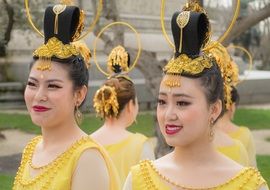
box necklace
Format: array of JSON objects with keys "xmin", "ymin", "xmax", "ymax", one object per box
[
  {"xmin": 140, "ymin": 160, "xmax": 257, "ymax": 190},
  {"xmin": 13, "ymin": 136, "xmax": 90, "ymax": 190}
]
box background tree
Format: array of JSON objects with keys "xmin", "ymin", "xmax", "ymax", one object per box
[{"xmin": 0, "ymin": 0, "xmax": 49, "ymax": 81}]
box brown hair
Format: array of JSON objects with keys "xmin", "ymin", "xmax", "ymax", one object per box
[{"xmin": 94, "ymin": 76, "xmax": 136, "ymax": 118}]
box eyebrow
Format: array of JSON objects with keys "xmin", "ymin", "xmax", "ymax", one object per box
[
  {"xmin": 159, "ymin": 92, "xmax": 193, "ymax": 98},
  {"xmin": 29, "ymin": 77, "xmax": 64, "ymax": 83}
]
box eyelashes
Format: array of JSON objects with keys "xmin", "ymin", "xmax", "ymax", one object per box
[
  {"xmin": 48, "ymin": 84, "xmax": 62, "ymax": 89},
  {"xmin": 27, "ymin": 81, "xmax": 62, "ymax": 89},
  {"xmin": 157, "ymin": 99, "xmax": 166, "ymax": 105},
  {"xmin": 157, "ymin": 98, "xmax": 191, "ymax": 107},
  {"xmin": 27, "ymin": 81, "xmax": 36, "ymax": 87},
  {"xmin": 176, "ymin": 101, "xmax": 191, "ymax": 107}
]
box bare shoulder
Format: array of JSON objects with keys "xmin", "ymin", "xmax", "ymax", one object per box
[
  {"xmin": 72, "ymin": 148, "xmax": 109, "ymax": 190},
  {"xmin": 74, "ymin": 148, "xmax": 109, "ymax": 177},
  {"xmin": 218, "ymin": 152, "xmax": 244, "ymax": 170},
  {"xmin": 77, "ymin": 148, "xmax": 107, "ymax": 164}
]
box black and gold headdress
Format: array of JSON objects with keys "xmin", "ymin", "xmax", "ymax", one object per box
[
  {"xmin": 93, "ymin": 22, "xmax": 141, "ymax": 118},
  {"xmin": 160, "ymin": 0, "xmax": 240, "ymax": 51},
  {"xmin": 161, "ymin": 1, "xmax": 213, "ymax": 87},
  {"xmin": 24, "ymin": 0, "xmax": 103, "ymax": 70},
  {"xmin": 160, "ymin": 0, "xmax": 240, "ymax": 87}
]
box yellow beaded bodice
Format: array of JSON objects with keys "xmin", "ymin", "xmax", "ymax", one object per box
[
  {"xmin": 13, "ymin": 136, "xmax": 120, "ymax": 190},
  {"xmin": 130, "ymin": 160, "xmax": 267, "ymax": 190}
]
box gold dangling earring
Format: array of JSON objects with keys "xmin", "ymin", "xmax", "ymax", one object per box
[
  {"xmin": 75, "ymin": 104, "xmax": 83, "ymax": 125},
  {"xmin": 209, "ymin": 118, "xmax": 215, "ymax": 141}
]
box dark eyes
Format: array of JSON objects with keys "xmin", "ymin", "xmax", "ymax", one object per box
[
  {"xmin": 48, "ymin": 84, "xmax": 61, "ymax": 89},
  {"xmin": 27, "ymin": 81, "xmax": 36, "ymax": 87},
  {"xmin": 176, "ymin": 101, "xmax": 191, "ymax": 106},
  {"xmin": 27, "ymin": 81, "xmax": 61, "ymax": 89},
  {"xmin": 158, "ymin": 99, "xmax": 190, "ymax": 107},
  {"xmin": 157, "ymin": 99, "xmax": 166, "ymax": 105}
]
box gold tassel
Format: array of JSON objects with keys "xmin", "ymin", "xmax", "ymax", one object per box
[
  {"xmin": 162, "ymin": 75, "xmax": 181, "ymax": 88},
  {"xmin": 36, "ymin": 58, "xmax": 52, "ymax": 71}
]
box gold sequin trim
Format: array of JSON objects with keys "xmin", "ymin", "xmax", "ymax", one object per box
[
  {"xmin": 163, "ymin": 54, "xmax": 213, "ymax": 87},
  {"xmin": 139, "ymin": 159, "xmax": 263, "ymax": 190},
  {"xmin": 13, "ymin": 136, "xmax": 91, "ymax": 190},
  {"xmin": 33, "ymin": 37, "xmax": 79, "ymax": 59}
]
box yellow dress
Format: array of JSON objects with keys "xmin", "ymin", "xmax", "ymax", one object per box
[
  {"xmin": 105, "ymin": 133, "xmax": 150, "ymax": 187},
  {"xmin": 130, "ymin": 160, "xmax": 268, "ymax": 190},
  {"xmin": 228, "ymin": 126, "xmax": 256, "ymax": 166},
  {"xmin": 217, "ymin": 139, "xmax": 249, "ymax": 166},
  {"xmin": 13, "ymin": 136, "xmax": 120, "ymax": 190}
]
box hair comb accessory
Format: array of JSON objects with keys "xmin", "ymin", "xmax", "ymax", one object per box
[
  {"xmin": 72, "ymin": 41, "xmax": 91, "ymax": 68},
  {"xmin": 207, "ymin": 42, "xmax": 239, "ymax": 109},
  {"xmin": 107, "ymin": 45, "xmax": 129, "ymax": 75},
  {"xmin": 93, "ymin": 21, "xmax": 141, "ymax": 77},
  {"xmin": 93, "ymin": 85, "xmax": 119, "ymax": 119},
  {"xmin": 227, "ymin": 45, "xmax": 253, "ymax": 84}
]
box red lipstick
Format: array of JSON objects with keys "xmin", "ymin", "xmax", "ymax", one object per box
[
  {"xmin": 33, "ymin": 105, "xmax": 51, "ymax": 112},
  {"xmin": 165, "ymin": 125, "xmax": 183, "ymax": 135}
]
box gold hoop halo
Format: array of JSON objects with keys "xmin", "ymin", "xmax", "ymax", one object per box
[
  {"xmin": 93, "ymin": 21, "xmax": 141, "ymax": 77},
  {"xmin": 160, "ymin": 0, "xmax": 240, "ymax": 50},
  {"xmin": 227, "ymin": 45, "xmax": 253, "ymax": 83},
  {"xmin": 24, "ymin": 0, "xmax": 103, "ymax": 40}
]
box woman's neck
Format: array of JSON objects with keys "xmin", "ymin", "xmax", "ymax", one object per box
[
  {"xmin": 104, "ymin": 117, "xmax": 127, "ymax": 129},
  {"xmin": 91, "ymin": 117, "xmax": 131, "ymax": 145},
  {"xmin": 172, "ymin": 140, "xmax": 218, "ymax": 168},
  {"xmin": 41, "ymin": 119, "xmax": 85, "ymax": 149}
]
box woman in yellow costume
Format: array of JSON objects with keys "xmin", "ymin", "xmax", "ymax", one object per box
[
  {"xmin": 226, "ymin": 87, "xmax": 257, "ymax": 166},
  {"xmin": 91, "ymin": 23, "xmax": 155, "ymax": 187},
  {"xmin": 209, "ymin": 43, "xmax": 256, "ymax": 166},
  {"xmin": 13, "ymin": 1, "xmax": 120, "ymax": 190},
  {"xmin": 123, "ymin": 1, "xmax": 268, "ymax": 189}
]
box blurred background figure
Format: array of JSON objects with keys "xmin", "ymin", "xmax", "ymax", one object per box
[{"xmin": 91, "ymin": 44, "xmax": 155, "ymax": 187}]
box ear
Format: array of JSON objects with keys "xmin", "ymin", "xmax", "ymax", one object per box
[
  {"xmin": 228, "ymin": 103, "xmax": 236, "ymax": 120},
  {"xmin": 210, "ymin": 99, "xmax": 222, "ymax": 121},
  {"xmin": 74, "ymin": 85, "xmax": 88, "ymax": 106},
  {"xmin": 126, "ymin": 99, "xmax": 134, "ymax": 114}
]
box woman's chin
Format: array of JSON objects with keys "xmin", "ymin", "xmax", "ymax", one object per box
[{"xmin": 31, "ymin": 116, "xmax": 50, "ymax": 127}]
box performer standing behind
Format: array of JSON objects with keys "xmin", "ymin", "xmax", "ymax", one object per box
[
  {"xmin": 226, "ymin": 87, "xmax": 257, "ymax": 166},
  {"xmin": 207, "ymin": 42, "xmax": 249, "ymax": 166},
  {"xmin": 124, "ymin": 2, "xmax": 268, "ymax": 189},
  {"xmin": 91, "ymin": 35, "xmax": 155, "ymax": 187},
  {"xmin": 13, "ymin": 2, "xmax": 120, "ymax": 190},
  {"xmin": 208, "ymin": 43, "xmax": 256, "ymax": 166}
]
